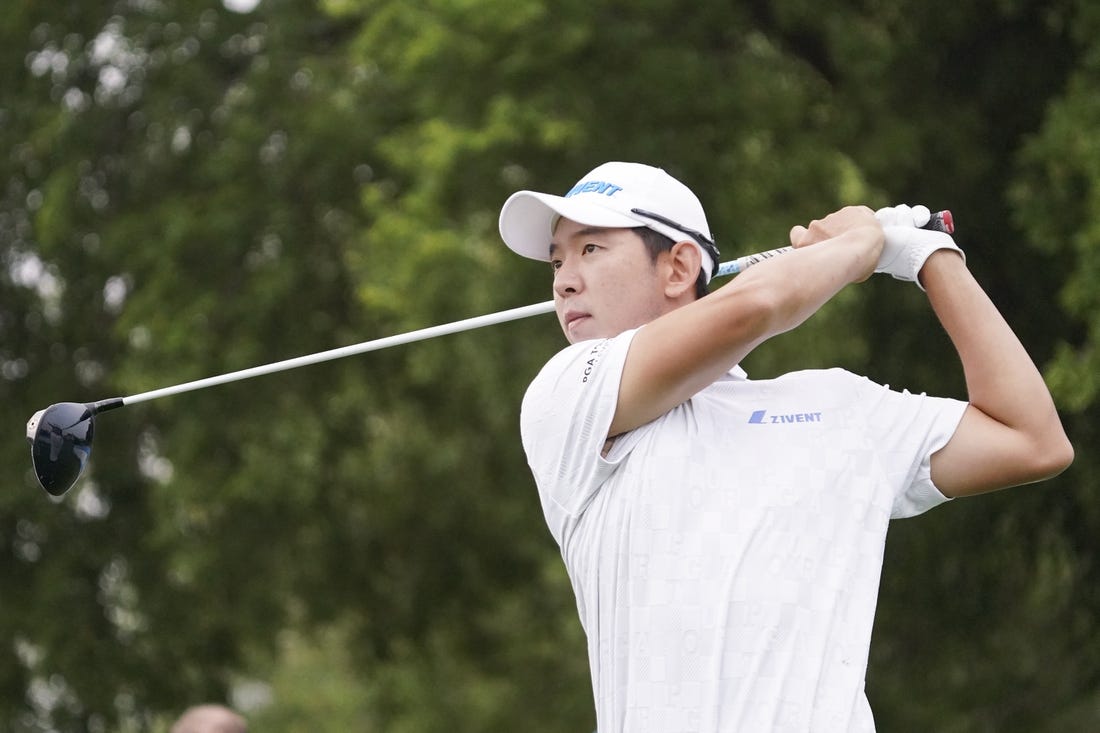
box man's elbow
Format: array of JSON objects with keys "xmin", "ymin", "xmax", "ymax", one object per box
[
  {"xmin": 1023, "ymin": 430, "xmax": 1074, "ymax": 484},
  {"xmin": 1041, "ymin": 433, "xmax": 1075, "ymax": 479},
  {"xmin": 935, "ymin": 412, "xmax": 1074, "ymax": 496}
]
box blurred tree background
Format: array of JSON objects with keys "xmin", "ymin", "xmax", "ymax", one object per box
[{"xmin": 1, "ymin": 0, "xmax": 1097, "ymax": 730}]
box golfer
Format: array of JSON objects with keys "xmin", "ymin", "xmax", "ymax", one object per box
[{"xmin": 498, "ymin": 162, "xmax": 1072, "ymax": 732}]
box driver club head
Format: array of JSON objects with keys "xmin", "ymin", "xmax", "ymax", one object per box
[{"xmin": 26, "ymin": 402, "xmax": 97, "ymax": 496}]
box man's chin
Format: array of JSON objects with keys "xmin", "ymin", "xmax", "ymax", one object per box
[{"xmin": 563, "ymin": 315, "xmax": 596, "ymax": 343}]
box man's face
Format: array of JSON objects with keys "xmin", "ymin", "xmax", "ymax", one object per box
[{"xmin": 549, "ymin": 218, "xmax": 669, "ymax": 343}]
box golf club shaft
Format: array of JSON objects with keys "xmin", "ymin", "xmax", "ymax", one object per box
[
  {"xmin": 117, "ymin": 249, "xmax": 776, "ymax": 406},
  {"xmin": 119, "ymin": 209, "xmax": 953, "ymax": 408},
  {"xmin": 121, "ymin": 301, "xmax": 557, "ymax": 405}
]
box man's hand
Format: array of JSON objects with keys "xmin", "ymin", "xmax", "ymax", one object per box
[
  {"xmin": 875, "ymin": 204, "xmax": 965, "ymax": 289},
  {"xmin": 788, "ymin": 205, "xmax": 884, "ymax": 282},
  {"xmin": 789, "ymin": 205, "xmax": 881, "ymax": 247}
]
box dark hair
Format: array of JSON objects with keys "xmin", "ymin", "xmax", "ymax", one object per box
[{"xmin": 635, "ymin": 227, "xmax": 710, "ymax": 299}]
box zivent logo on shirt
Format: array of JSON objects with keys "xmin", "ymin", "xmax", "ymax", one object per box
[{"xmin": 748, "ymin": 410, "xmax": 823, "ymax": 424}]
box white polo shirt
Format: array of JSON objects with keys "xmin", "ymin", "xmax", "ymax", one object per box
[{"xmin": 521, "ymin": 328, "xmax": 967, "ymax": 732}]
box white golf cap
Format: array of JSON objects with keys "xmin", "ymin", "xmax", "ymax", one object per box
[{"xmin": 498, "ymin": 161, "xmax": 718, "ymax": 282}]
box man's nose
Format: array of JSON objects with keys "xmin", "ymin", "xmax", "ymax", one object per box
[{"xmin": 553, "ymin": 260, "xmax": 581, "ymax": 297}]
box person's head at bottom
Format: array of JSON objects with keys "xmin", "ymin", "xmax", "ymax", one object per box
[{"xmin": 170, "ymin": 704, "xmax": 247, "ymax": 733}]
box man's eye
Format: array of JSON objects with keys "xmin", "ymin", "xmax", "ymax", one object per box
[
  {"xmin": 550, "ymin": 260, "xmax": 562, "ymax": 272},
  {"xmin": 583, "ymin": 243, "xmax": 599, "ymax": 254}
]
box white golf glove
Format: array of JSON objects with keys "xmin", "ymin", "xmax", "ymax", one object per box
[{"xmin": 874, "ymin": 204, "xmax": 964, "ymax": 290}]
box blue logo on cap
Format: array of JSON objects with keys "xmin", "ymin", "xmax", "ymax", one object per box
[{"xmin": 565, "ymin": 180, "xmax": 623, "ymax": 198}]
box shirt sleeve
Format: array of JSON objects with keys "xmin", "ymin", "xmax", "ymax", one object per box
[
  {"xmin": 520, "ymin": 330, "xmax": 641, "ymax": 543},
  {"xmin": 854, "ymin": 375, "xmax": 968, "ymax": 518}
]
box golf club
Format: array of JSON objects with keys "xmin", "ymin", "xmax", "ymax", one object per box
[{"xmin": 26, "ymin": 210, "xmax": 953, "ymax": 496}]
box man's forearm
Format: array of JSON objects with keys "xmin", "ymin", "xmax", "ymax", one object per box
[
  {"xmin": 724, "ymin": 223, "xmax": 882, "ymax": 340},
  {"xmin": 922, "ymin": 251, "xmax": 1054, "ymax": 430},
  {"xmin": 922, "ymin": 250, "xmax": 1073, "ymax": 492}
]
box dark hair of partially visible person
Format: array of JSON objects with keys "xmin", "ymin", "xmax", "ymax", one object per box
[{"xmin": 170, "ymin": 704, "xmax": 247, "ymax": 733}]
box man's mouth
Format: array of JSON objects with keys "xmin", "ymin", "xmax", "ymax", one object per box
[{"xmin": 563, "ymin": 310, "xmax": 590, "ymax": 333}]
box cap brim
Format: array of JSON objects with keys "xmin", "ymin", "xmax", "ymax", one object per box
[{"xmin": 498, "ymin": 191, "xmax": 643, "ymax": 262}]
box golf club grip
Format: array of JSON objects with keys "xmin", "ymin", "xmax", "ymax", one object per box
[{"xmin": 715, "ymin": 209, "xmax": 953, "ymax": 278}]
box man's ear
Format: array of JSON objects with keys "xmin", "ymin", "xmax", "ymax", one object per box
[{"xmin": 663, "ymin": 241, "xmax": 702, "ymax": 298}]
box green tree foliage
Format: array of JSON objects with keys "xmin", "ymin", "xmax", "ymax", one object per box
[{"xmin": 1, "ymin": 0, "xmax": 1095, "ymax": 730}]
